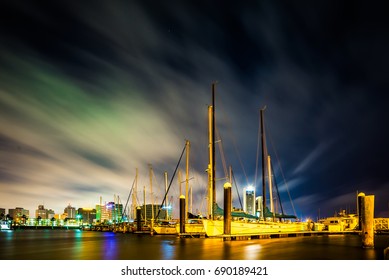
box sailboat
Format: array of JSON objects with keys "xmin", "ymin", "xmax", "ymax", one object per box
[
  {"xmin": 153, "ymin": 140, "xmax": 206, "ymax": 235},
  {"xmin": 152, "ymin": 171, "xmax": 179, "ymax": 235},
  {"xmin": 202, "ymin": 83, "xmax": 308, "ymax": 237}
]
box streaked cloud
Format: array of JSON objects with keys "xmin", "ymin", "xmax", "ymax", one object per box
[{"xmin": 0, "ymin": 1, "xmax": 388, "ymax": 218}]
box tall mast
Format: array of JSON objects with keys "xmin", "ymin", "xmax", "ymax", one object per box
[
  {"xmin": 212, "ymin": 83, "xmax": 216, "ymax": 217},
  {"xmin": 149, "ymin": 164, "xmax": 154, "ymax": 230},
  {"xmin": 208, "ymin": 105, "xmax": 213, "ymax": 219},
  {"xmin": 132, "ymin": 168, "xmax": 138, "ymax": 219},
  {"xmin": 267, "ymin": 155, "xmax": 274, "ymax": 216},
  {"xmin": 208, "ymin": 83, "xmax": 216, "ymax": 220},
  {"xmin": 260, "ymin": 108, "xmax": 267, "ymax": 219},
  {"xmin": 143, "ymin": 186, "xmax": 146, "ymax": 226},
  {"xmin": 212, "ymin": 83, "xmax": 216, "ymax": 210},
  {"xmin": 178, "ymin": 169, "xmax": 182, "ymax": 196},
  {"xmin": 164, "ymin": 171, "xmax": 168, "ymax": 220},
  {"xmin": 185, "ymin": 140, "xmax": 190, "ymax": 221}
]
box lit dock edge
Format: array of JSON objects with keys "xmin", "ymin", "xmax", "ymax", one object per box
[
  {"xmin": 178, "ymin": 232, "xmax": 207, "ymax": 238},
  {"xmin": 219, "ymin": 230, "xmax": 362, "ymax": 241}
]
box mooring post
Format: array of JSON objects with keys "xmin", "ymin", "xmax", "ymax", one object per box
[
  {"xmin": 361, "ymin": 194, "xmax": 375, "ymax": 248},
  {"xmin": 223, "ymin": 182, "xmax": 232, "ymax": 236},
  {"xmin": 136, "ymin": 206, "xmax": 142, "ymax": 232},
  {"xmin": 384, "ymin": 247, "xmax": 389, "ymax": 260},
  {"xmin": 357, "ymin": 192, "xmax": 365, "ymax": 231},
  {"xmin": 179, "ymin": 195, "xmax": 185, "ymax": 234}
]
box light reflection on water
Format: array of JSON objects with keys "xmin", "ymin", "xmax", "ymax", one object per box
[
  {"xmin": 243, "ymin": 243, "xmax": 263, "ymax": 259},
  {"xmin": 1, "ymin": 229, "xmax": 388, "ymax": 260}
]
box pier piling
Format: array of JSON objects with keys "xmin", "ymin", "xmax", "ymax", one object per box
[
  {"xmin": 360, "ymin": 194, "xmax": 375, "ymax": 248},
  {"xmin": 357, "ymin": 192, "xmax": 364, "ymax": 231},
  {"xmin": 223, "ymin": 182, "xmax": 232, "ymax": 235},
  {"xmin": 136, "ymin": 207, "xmax": 142, "ymax": 232},
  {"xmin": 179, "ymin": 195, "xmax": 185, "ymax": 233}
]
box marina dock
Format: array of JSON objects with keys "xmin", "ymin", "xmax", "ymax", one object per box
[
  {"xmin": 179, "ymin": 232, "xmax": 207, "ymax": 238},
  {"xmin": 220, "ymin": 230, "xmax": 361, "ymax": 241}
]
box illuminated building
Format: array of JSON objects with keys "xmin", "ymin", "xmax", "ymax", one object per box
[
  {"xmin": 54, "ymin": 213, "xmax": 66, "ymax": 220},
  {"xmin": 95, "ymin": 201, "xmax": 123, "ymax": 223},
  {"xmin": 35, "ymin": 205, "xmax": 48, "ymax": 219},
  {"xmin": 47, "ymin": 209, "xmax": 55, "ymax": 219},
  {"xmin": 95, "ymin": 204, "xmax": 102, "ymax": 222},
  {"xmin": 77, "ymin": 208, "xmax": 96, "ymax": 224},
  {"xmin": 115, "ymin": 203, "xmax": 123, "ymax": 222},
  {"xmin": 243, "ymin": 186, "xmax": 256, "ymax": 216},
  {"xmin": 8, "ymin": 207, "xmax": 29, "ymax": 223},
  {"xmin": 140, "ymin": 204, "xmax": 170, "ymax": 220},
  {"xmin": 105, "ymin": 202, "xmax": 115, "ymax": 221},
  {"xmin": 64, "ymin": 204, "xmax": 76, "ymax": 219}
]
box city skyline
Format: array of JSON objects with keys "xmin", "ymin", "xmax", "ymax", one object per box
[{"xmin": 1, "ymin": 1, "xmax": 389, "ymax": 220}]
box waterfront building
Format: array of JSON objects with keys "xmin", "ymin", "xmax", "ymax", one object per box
[
  {"xmin": 243, "ymin": 186, "xmax": 256, "ymax": 216},
  {"xmin": 115, "ymin": 203, "xmax": 123, "ymax": 222},
  {"xmin": 95, "ymin": 204, "xmax": 102, "ymax": 222},
  {"xmin": 140, "ymin": 204, "xmax": 169, "ymax": 220},
  {"xmin": 0, "ymin": 208, "xmax": 5, "ymax": 217},
  {"xmin": 77, "ymin": 208, "xmax": 96, "ymax": 224},
  {"xmin": 105, "ymin": 201, "xmax": 115, "ymax": 221},
  {"xmin": 54, "ymin": 213, "xmax": 67, "ymax": 220},
  {"xmin": 105, "ymin": 202, "xmax": 124, "ymax": 223},
  {"xmin": 96, "ymin": 202, "xmax": 124, "ymax": 223},
  {"xmin": 35, "ymin": 205, "xmax": 48, "ymax": 219},
  {"xmin": 95, "ymin": 195, "xmax": 124, "ymax": 224},
  {"xmin": 8, "ymin": 207, "xmax": 29, "ymax": 223},
  {"xmin": 101, "ymin": 202, "xmax": 110, "ymax": 222},
  {"xmin": 64, "ymin": 204, "xmax": 76, "ymax": 219},
  {"xmin": 47, "ymin": 209, "xmax": 55, "ymax": 219}
]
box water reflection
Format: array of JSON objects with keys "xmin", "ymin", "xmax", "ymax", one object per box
[
  {"xmin": 242, "ymin": 243, "xmax": 262, "ymax": 259},
  {"xmin": 102, "ymin": 232, "xmax": 118, "ymax": 259},
  {"xmin": 1, "ymin": 230, "xmax": 388, "ymax": 260},
  {"xmin": 160, "ymin": 238, "xmax": 176, "ymax": 259}
]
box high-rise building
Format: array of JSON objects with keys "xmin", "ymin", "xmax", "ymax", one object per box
[
  {"xmin": 115, "ymin": 203, "xmax": 123, "ymax": 222},
  {"xmin": 95, "ymin": 196, "xmax": 124, "ymax": 223},
  {"xmin": 140, "ymin": 204, "xmax": 169, "ymax": 220},
  {"xmin": 95, "ymin": 204, "xmax": 102, "ymax": 222},
  {"xmin": 243, "ymin": 186, "xmax": 256, "ymax": 216},
  {"xmin": 47, "ymin": 209, "xmax": 55, "ymax": 219},
  {"xmin": 104, "ymin": 202, "xmax": 124, "ymax": 223},
  {"xmin": 35, "ymin": 205, "xmax": 48, "ymax": 219},
  {"xmin": 96, "ymin": 202, "xmax": 117, "ymax": 223},
  {"xmin": 0, "ymin": 208, "xmax": 6, "ymax": 217},
  {"xmin": 64, "ymin": 204, "xmax": 76, "ymax": 219},
  {"xmin": 77, "ymin": 208, "xmax": 96, "ymax": 224},
  {"xmin": 98, "ymin": 202, "xmax": 112, "ymax": 222}
]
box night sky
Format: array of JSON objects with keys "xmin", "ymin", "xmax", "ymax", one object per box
[{"xmin": 1, "ymin": 1, "xmax": 388, "ymax": 219}]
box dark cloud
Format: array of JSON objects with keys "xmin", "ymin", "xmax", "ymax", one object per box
[{"xmin": 0, "ymin": 0, "xmax": 388, "ymax": 218}]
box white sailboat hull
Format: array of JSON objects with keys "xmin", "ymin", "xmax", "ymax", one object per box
[
  {"xmin": 153, "ymin": 219, "xmax": 205, "ymax": 235},
  {"xmin": 176, "ymin": 221, "xmax": 206, "ymax": 234},
  {"xmin": 203, "ymin": 219, "xmax": 308, "ymax": 237},
  {"xmin": 153, "ymin": 225, "xmax": 178, "ymax": 235}
]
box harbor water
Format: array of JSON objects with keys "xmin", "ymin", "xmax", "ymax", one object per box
[{"xmin": 1, "ymin": 229, "xmax": 389, "ymax": 260}]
